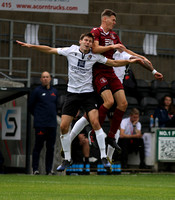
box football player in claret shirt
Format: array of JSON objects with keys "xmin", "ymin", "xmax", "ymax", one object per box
[
  {"xmin": 70, "ymin": 10, "xmax": 163, "ymax": 165},
  {"xmin": 90, "ymin": 9, "xmax": 163, "ymax": 150}
]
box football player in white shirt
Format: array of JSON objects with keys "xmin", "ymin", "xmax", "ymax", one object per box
[
  {"xmin": 112, "ymin": 50, "xmax": 132, "ymax": 84},
  {"xmin": 16, "ymin": 33, "xmax": 141, "ymax": 171}
]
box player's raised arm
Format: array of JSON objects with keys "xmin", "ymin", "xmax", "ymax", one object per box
[
  {"xmin": 16, "ymin": 40, "xmax": 58, "ymax": 54},
  {"xmin": 134, "ymin": 57, "xmax": 163, "ymax": 81},
  {"xmin": 105, "ymin": 58, "xmax": 143, "ymax": 67},
  {"xmin": 91, "ymin": 40, "xmax": 126, "ymax": 54},
  {"xmin": 124, "ymin": 48, "xmax": 153, "ymax": 66}
]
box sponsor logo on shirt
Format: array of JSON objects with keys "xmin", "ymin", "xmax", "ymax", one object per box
[
  {"xmin": 51, "ymin": 92, "xmax": 56, "ymax": 96},
  {"xmin": 105, "ymin": 39, "xmax": 114, "ymax": 46},
  {"xmin": 78, "ymin": 59, "xmax": 86, "ymax": 68}
]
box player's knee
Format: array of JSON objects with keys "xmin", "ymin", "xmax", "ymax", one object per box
[
  {"xmin": 60, "ymin": 123, "xmax": 69, "ymax": 134},
  {"xmin": 80, "ymin": 138, "xmax": 88, "ymax": 146},
  {"xmin": 118, "ymin": 100, "xmax": 128, "ymax": 111},
  {"xmin": 84, "ymin": 138, "xmax": 89, "ymax": 145},
  {"xmin": 103, "ymin": 97, "xmax": 114, "ymax": 109},
  {"xmin": 91, "ymin": 119, "xmax": 101, "ymax": 130}
]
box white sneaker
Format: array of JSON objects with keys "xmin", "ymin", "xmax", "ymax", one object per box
[{"xmin": 33, "ymin": 170, "xmax": 39, "ymax": 175}]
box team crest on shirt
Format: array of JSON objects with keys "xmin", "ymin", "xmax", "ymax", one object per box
[
  {"xmin": 100, "ymin": 77, "xmax": 107, "ymax": 83},
  {"xmin": 110, "ymin": 33, "xmax": 115, "ymax": 40},
  {"xmin": 87, "ymin": 55, "xmax": 92, "ymax": 60}
]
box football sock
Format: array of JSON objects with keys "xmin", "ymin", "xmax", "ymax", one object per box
[
  {"xmin": 107, "ymin": 130, "xmax": 121, "ymax": 162},
  {"xmin": 107, "ymin": 145, "xmax": 115, "ymax": 163},
  {"xmin": 108, "ymin": 108, "xmax": 124, "ymax": 138},
  {"xmin": 70, "ymin": 116, "xmax": 89, "ymax": 142},
  {"xmin": 60, "ymin": 132, "xmax": 71, "ymax": 161},
  {"xmin": 89, "ymin": 105, "xmax": 109, "ymax": 136},
  {"xmin": 98, "ymin": 104, "xmax": 109, "ymax": 125},
  {"xmin": 95, "ymin": 128, "xmax": 107, "ymax": 159}
]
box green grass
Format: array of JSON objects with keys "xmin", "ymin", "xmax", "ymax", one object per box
[{"xmin": 0, "ymin": 174, "xmax": 175, "ymax": 200}]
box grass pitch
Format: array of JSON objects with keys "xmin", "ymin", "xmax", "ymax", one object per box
[{"xmin": 0, "ymin": 173, "xmax": 175, "ymax": 200}]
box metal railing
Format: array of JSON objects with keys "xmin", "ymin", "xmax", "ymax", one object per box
[
  {"xmin": 0, "ymin": 57, "xmax": 31, "ymax": 87},
  {"xmin": 0, "ymin": 18, "xmax": 175, "ymax": 83}
]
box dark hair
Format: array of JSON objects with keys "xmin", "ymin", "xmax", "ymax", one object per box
[
  {"xmin": 160, "ymin": 95, "xmax": 175, "ymax": 114},
  {"xmin": 79, "ymin": 32, "xmax": 94, "ymax": 42},
  {"xmin": 101, "ymin": 9, "xmax": 117, "ymax": 18}
]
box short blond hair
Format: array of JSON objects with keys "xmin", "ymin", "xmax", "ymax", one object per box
[{"xmin": 130, "ymin": 108, "xmax": 140, "ymax": 116}]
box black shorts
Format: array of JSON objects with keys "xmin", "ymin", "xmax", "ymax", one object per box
[{"xmin": 62, "ymin": 92, "xmax": 98, "ymax": 117}]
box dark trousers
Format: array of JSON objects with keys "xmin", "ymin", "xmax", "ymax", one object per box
[
  {"xmin": 32, "ymin": 127, "xmax": 57, "ymax": 173},
  {"xmin": 0, "ymin": 151, "xmax": 4, "ymax": 173},
  {"xmin": 118, "ymin": 138, "xmax": 145, "ymax": 167}
]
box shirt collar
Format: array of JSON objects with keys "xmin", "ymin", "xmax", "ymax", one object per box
[{"xmin": 100, "ymin": 26, "xmax": 110, "ymax": 35}]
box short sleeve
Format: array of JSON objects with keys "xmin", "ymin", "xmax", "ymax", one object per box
[
  {"xmin": 91, "ymin": 28, "xmax": 100, "ymax": 41},
  {"xmin": 122, "ymin": 51, "xmax": 132, "ymax": 60},
  {"xmin": 97, "ymin": 54, "xmax": 108, "ymax": 64},
  {"xmin": 136, "ymin": 122, "xmax": 142, "ymax": 130},
  {"xmin": 57, "ymin": 47, "xmax": 70, "ymax": 56}
]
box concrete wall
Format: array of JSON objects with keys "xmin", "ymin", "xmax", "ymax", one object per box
[{"xmin": 0, "ymin": 0, "xmax": 175, "ymax": 33}]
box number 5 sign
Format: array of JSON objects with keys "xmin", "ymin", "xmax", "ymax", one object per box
[{"xmin": 2, "ymin": 107, "xmax": 21, "ymax": 140}]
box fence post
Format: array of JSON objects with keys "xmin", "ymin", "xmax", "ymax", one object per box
[{"xmin": 9, "ymin": 20, "xmax": 14, "ymax": 75}]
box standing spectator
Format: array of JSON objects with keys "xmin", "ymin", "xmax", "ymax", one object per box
[
  {"xmin": 29, "ymin": 71, "xmax": 58, "ymax": 175},
  {"xmin": 154, "ymin": 95, "xmax": 175, "ymax": 127},
  {"xmin": 118, "ymin": 108, "xmax": 147, "ymax": 169}
]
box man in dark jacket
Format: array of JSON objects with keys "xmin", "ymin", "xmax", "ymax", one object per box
[{"xmin": 29, "ymin": 71, "xmax": 58, "ymax": 175}]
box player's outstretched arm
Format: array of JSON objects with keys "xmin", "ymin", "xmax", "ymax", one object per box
[
  {"xmin": 92, "ymin": 40, "xmax": 126, "ymax": 54},
  {"xmin": 153, "ymin": 71, "xmax": 163, "ymax": 81},
  {"xmin": 16, "ymin": 40, "xmax": 58, "ymax": 54},
  {"xmin": 132, "ymin": 57, "xmax": 163, "ymax": 81},
  {"xmin": 124, "ymin": 48, "xmax": 152, "ymax": 66},
  {"xmin": 106, "ymin": 58, "xmax": 143, "ymax": 67}
]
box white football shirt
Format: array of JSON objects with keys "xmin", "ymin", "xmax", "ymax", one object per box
[
  {"xmin": 120, "ymin": 117, "xmax": 141, "ymax": 135},
  {"xmin": 113, "ymin": 51, "xmax": 132, "ymax": 83},
  {"xmin": 57, "ymin": 45, "xmax": 107, "ymax": 93}
]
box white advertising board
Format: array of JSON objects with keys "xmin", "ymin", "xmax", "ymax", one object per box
[
  {"xmin": 2, "ymin": 107, "xmax": 21, "ymax": 140},
  {"xmin": 0, "ymin": 0, "xmax": 89, "ymax": 14}
]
